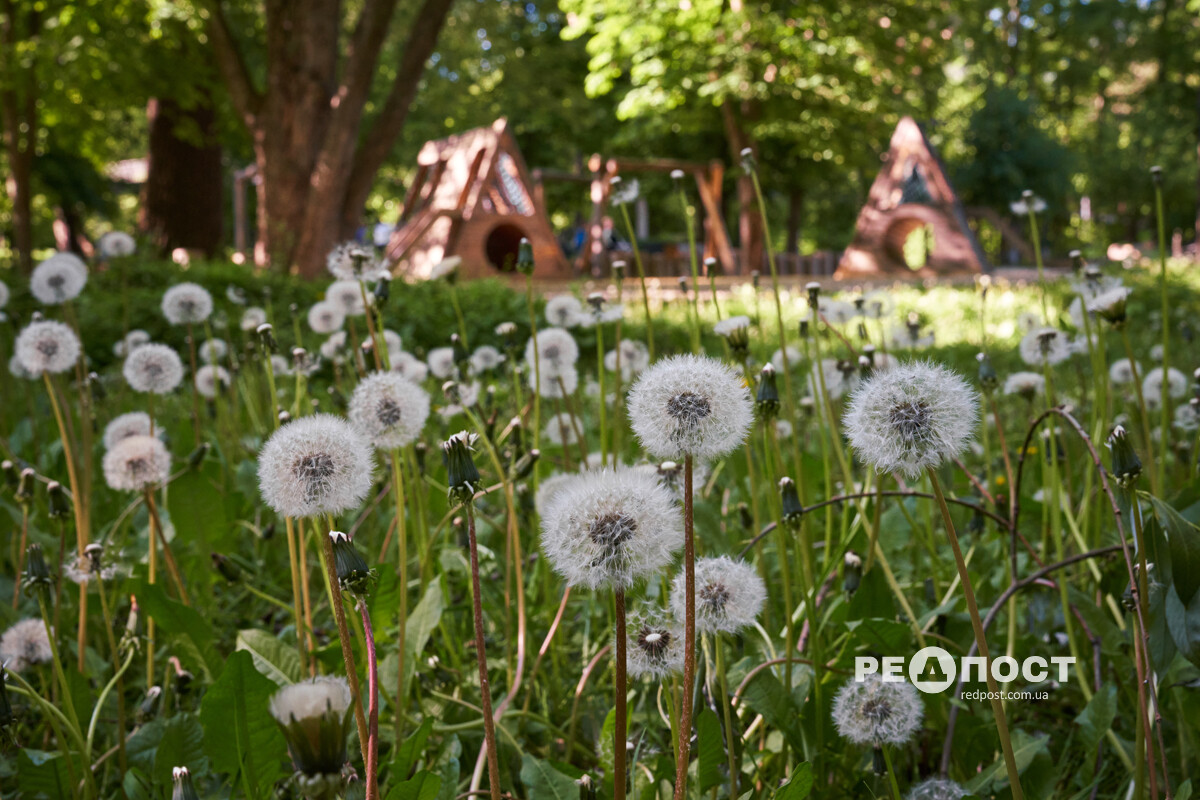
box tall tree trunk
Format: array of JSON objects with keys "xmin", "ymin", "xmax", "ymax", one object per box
[
  {"xmin": 785, "ymin": 187, "xmax": 804, "ymax": 256},
  {"xmin": 1, "ymin": 0, "xmax": 37, "ymax": 272},
  {"xmin": 720, "ymin": 101, "xmax": 762, "ymax": 274},
  {"xmin": 141, "ymin": 96, "xmax": 224, "ymax": 257}
]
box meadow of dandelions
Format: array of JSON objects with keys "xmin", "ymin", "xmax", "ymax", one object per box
[{"xmin": 0, "ymin": 174, "xmax": 1198, "ymax": 800}]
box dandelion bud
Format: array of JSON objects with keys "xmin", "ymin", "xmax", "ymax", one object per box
[
  {"xmin": 187, "ymin": 442, "xmax": 211, "ymax": 471},
  {"xmin": 779, "ymin": 477, "xmax": 804, "ymax": 529},
  {"xmin": 444, "ymin": 431, "xmax": 481, "ymax": 505},
  {"xmin": 511, "ymin": 449, "xmax": 540, "ymax": 481},
  {"xmin": 799, "ymin": 319, "xmax": 809, "ymax": 339},
  {"xmin": 256, "ymin": 323, "xmax": 277, "ymax": 354},
  {"xmin": 739, "ymin": 147, "xmax": 755, "ymax": 172},
  {"xmin": 704, "ymin": 256, "xmax": 720, "ymax": 277},
  {"xmin": 1107, "ymin": 425, "xmax": 1142, "ymax": 488},
  {"xmin": 23, "ymin": 543, "xmax": 52, "ymax": 595},
  {"xmin": 1149, "ymin": 165, "xmax": 1163, "ymax": 186},
  {"xmin": 578, "ymin": 774, "xmax": 598, "ymax": 800},
  {"xmin": 976, "ymin": 352, "xmax": 998, "ymax": 393},
  {"xmin": 211, "ymin": 553, "xmax": 242, "ymax": 583},
  {"xmin": 517, "ymin": 238, "xmax": 535, "ymax": 276},
  {"xmin": 270, "ymin": 677, "xmax": 352, "ymax": 791},
  {"xmin": 751, "ymin": 270, "xmax": 760, "ymax": 289},
  {"xmin": 373, "ymin": 275, "xmax": 391, "ymax": 306},
  {"xmin": 261, "ymin": 521, "xmax": 276, "ymax": 541},
  {"xmin": 756, "ymin": 364, "xmax": 780, "ymax": 419},
  {"xmin": 138, "ymin": 686, "xmax": 162, "ymax": 723},
  {"xmin": 1, "ymin": 460, "xmax": 17, "ymax": 492},
  {"xmin": 843, "ymin": 551, "xmax": 863, "ymax": 595},
  {"xmin": 806, "ymin": 281, "xmax": 821, "ymax": 309},
  {"xmin": 15, "ymin": 468, "xmax": 34, "ymax": 505},
  {"xmin": 670, "ymin": 169, "xmax": 685, "ymax": 182},
  {"xmin": 451, "ymin": 334, "xmax": 470, "ymax": 375},
  {"xmin": 83, "ymin": 542, "xmax": 104, "ymax": 574},
  {"xmin": 277, "ymin": 410, "xmax": 291, "ymax": 425},
  {"xmin": 172, "ymin": 766, "xmax": 200, "ymax": 800},
  {"xmin": 88, "ymin": 371, "xmax": 106, "ymax": 401},
  {"xmin": 1069, "ymin": 250, "xmax": 1084, "ymax": 273},
  {"xmin": 1087, "ymin": 286, "xmax": 1131, "ymax": 327},
  {"xmin": 329, "ymin": 531, "xmax": 371, "ymax": 597},
  {"xmin": 737, "ymin": 501, "xmax": 753, "ymax": 531},
  {"xmin": 678, "ymin": 276, "xmax": 689, "ymax": 294},
  {"xmin": 126, "ymin": 596, "xmax": 139, "ymax": 637},
  {"xmin": 414, "ymin": 441, "xmax": 428, "ymax": 474},
  {"xmin": 0, "ymin": 666, "xmax": 14, "ymax": 729},
  {"xmin": 1021, "ymin": 188, "xmax": 1034, "ymax": 201},
  {"xmin": 46, "ymin": 481, "xmax": 70, "ymax": 519},
  {"xmin": 612, "ymin": 260, "xmax": 626, "ymax": 280}
]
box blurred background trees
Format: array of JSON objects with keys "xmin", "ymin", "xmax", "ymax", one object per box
[{"xmin": 1, "ymin": 0, "xmax": 1197, "ymax": 273}]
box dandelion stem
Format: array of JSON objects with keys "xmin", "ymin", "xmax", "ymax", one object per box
[
  {"xmin": 1154, "ymin": 177, "xmax": 1170, "ymax": 490},
  {"xmin": 927, "ymin": 467, "xmax": 1023, "ymax": 800},
  {"xmin": 673, "ymin": 454, "xmax": 696, "ymax": 800},
  {"xmin": 880, "ymin": 745, "xmax": 902, "ymax": 800},
  {"xmin": 359, "ymin": 600, "xmax": 380, "ymax": 800},
  {"xmin": 614, "ymin": 589, "xmax": 628, "ymax": 800},
  {"xmin": 284, "ymin": 516, "xmax": 309, "ymax": 673},
  {"xmin": 464, "ymin": 501, "xmax": 502, "ymax": 800},
  {"xmin": 1119, "ymin": 328, "xmax": 1161, "ymax": 496},
  {"xmin": 714, "ymin": 634, "xmax": 739, "ymax": 797},
  {"xmin": 617, "ymin": 202, "xmax": 655, "ymax": 359},
  {"xmin": 390, "ymin": 450, "xmax": 409, "ymax": 740},
  {"xmin": 143, "ymin": 489, "xmax": 190, "ymax": 606}
]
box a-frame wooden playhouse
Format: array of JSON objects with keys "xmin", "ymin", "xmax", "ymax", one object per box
[
  {"xmin": 836, "ymin": 117, "xmax": 988, "ymax": 278},
  {"xmin": 385, "ymin": 119, "xmax": 571, "ymax": 279}
]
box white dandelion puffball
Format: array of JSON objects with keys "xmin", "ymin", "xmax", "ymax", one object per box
[
  {"xmin": 1150, "ymin": 343, "xmax": 1164, "ymax": 362},
  {"xmin": 390, "ymin": 350, "xmax": 429, "ymax": 383},
  {"xmin": 1174, "ymin": 403, "xmax": 1199, "ymax": 433},
  {"xmin": 241, "ymin": 307, "xmax": 268, "ymax": 332},
  {"xmin": 113, "ymin": 329, "xmax": 152, "ymax": 358},
  {"xmin": 626, "ymin": 609, "xmax": 684, "ymax": 679},
  {"xmin": 469, "ymin": 345, "xmax": 505, "ymax": 375},
  {"xmin": 271, "ymin": 354, "xmax": 293, "ymax": 377},
  {"xmin": 319, "ymin": 332, "xmax": 348, "ymax": 363},
  {"xmin": 349, "ymin": 372, "xmax": 431, "ymax": 450},
  {"xmin": 1018, "ymin": 327, "xmax": 1070, "ymax": 367},
  {"xmin": 0, "ymin": 280, "xmax": 9, "ymax": 309},
  {"xmin": 770, "ymin": 346, "xmax": 803, "ymax": 372},
  {"xmin": 604, "ymin": 340, "xmax": 651, "ymax": 381},
  {"xmin": 1109, "ymin": 359, "xmax": 1140, "ymax": 385},
  {"xmin": 269, "ymin": 675, "xmax": 352, "ymax": 726},
  {"xmin": 194, "ymin": 364, "xmax": 230, "ymax": 398},
  {"xmin": 258, "ymin": 414, "xmax": 374, "ymax": 518},
  {"xmin": 381, "ymin": 329, "xmax": 403, "ymax": 356},
  {"xmin": 103, "ymin": 435, "xmax": 171, "ymax": 491},
  {"xmin": 103, "ymin": 411, "xmax": 156, "ymax": 450},
  {"xmin": 906, "ymin": 778, "xmax": 967, "ymax": 800},
  {"xmin": 427, "ymin": 347, "xmax": 457, "ymax": 380},
  {"xmin": 124, "ymin": 344, "xmax": 184, "ymax": 394},
  {"xmin": 525, "ymin": 327, "xmax": 580, "ymax": 379},
  {"xmin": 531, "ymin": 364, "xmax": 579, "ymax": 399},
  {"xmin": 16, "ymin": 320, "xmax": 81, "ymax": 375},
  {"xmin": 543, "ymin": 412, "xmax": 581, "ymax": 447},
  {"xmin": 844, "ymin": 361, "xmax": 978, "ymax": 478},
  {"xmin": 307, "ymin": 301, "xmax": 346, "ymax": 334},
  {"xmin": 539, "ymin": 468, "xmax": 683, "ymax": 590},
  {"xmin": 818, "ymin": 297, "xmax": 857, "ymax": 326},
  {"xmin": 671, "ymin": 556, "xmax": 765, "ymax": 634},
  {"xmin": 1003, "ymin": 371, "xmax": 1045, "ymax": 399},
  {"xmin": 775, "ymin": 419, "xmax": 794, "ymax": 439},
  {"xmin": 888, "ymin": 325, "xmax": 935, "ymax": 350},
  {"xmin": 545, "ymin": 294, "xmax": 585, "ymax": 328},
  {"xmin": 162, "ymin": 282, "xmax": 214, "ymax": 325},
  {"xmin": 327, "ymin": 280, "xmax": 367, "ymax": 317},
  {"xmin": 713, "ymin": 315, "xmax": 751, "ymax": 338},
  {"xmin": 0, "ymin": 618, "xmax": 53, "ymax": 672},
  {"xmin": 832, "ymin": 673, "xmax": 924, "ymax": 746},
  {"xmin": 31, "ymin": 252, "xmax": 88, "ymax": 305},
  {"xmin": 64, "ymin": 551, "xmax": 129, "ymax": 588},
  {"xmin": 429, "ymin": 256, "xmax": 462, "ymax": 281},
  {"xmin": 628, "ymin": 355, "xmax": 753, "ymax": 461},
  {"xmin": 1143, "ymin": 367, "xmax": 1187, "ymax": 407},
  {"xmin": 98, "ymin": 231, "xmax": 136, "ymax": 258},
  {"xmin": 327, "ymin": 241, "xmax": 386, "ymax": 281},
  {"xmin": 199, "ymin": 339, "xmax": 227, "ymax": 364},
  {"xmin": 535, "ymin": 472, "xmax": 578, "ymax": 516}
]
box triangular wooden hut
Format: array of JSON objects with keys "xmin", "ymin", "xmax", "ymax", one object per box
[
  {"xmin": 836, "ymin": 117, "xmax": 988, "ymax": 278},
  {"xmin": 385, "ymin": 119, "xmax": 570, "ymax": 279}
]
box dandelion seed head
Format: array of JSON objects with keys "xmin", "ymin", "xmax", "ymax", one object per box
[
  {"xmin": 832, "ymin": 673, "xmax": 924, "ymax": 746},
  {"xmin": 15, "ymin": 320, "xmax": 81, "ymax": 375},
  {"xmin": 390, "ymin": 350, "xmax": 429, "ymax": 383},
  {"xmin": 31, "ymin": 253, "xmax": 88, "ymax": 305},
  {"xmin": 327, "ymin": 280, "xmax": 367, "ymax": 317},
  {"xmin": 627, "ymin": 355, "xmax": 753, "ymax": 460},
  {"xmin": 240, "ymin": 307, "xmax": 268, "ymax": 332},
  {"xmin": 1109, "ymin": 359, "xmax": 1140, "ymax": 386},
  {"xmin": 113, "ymin": 329, "xmax": 151, "ymax": 358},
  {"xmin": 818, "ymin": 297, "xmax": 857, "ymax": 326},
  {"xmin": 0, "ymin": 618, "xmax": 53, "ymax": 672},
  {"xmin": 1019, "ymin": 327, "xmax": 1070, "ymax": 367},
  {"xmin": 604, "ymin": 340, "xmax": 650, "ymax": 380},
  {"xmin": 531, "ymin": 364, "xmax": 579, "ymax": 399},
  {"xmin": 162, "ymin": 282, "xmax": 214, "ymax": 325},
  {"xmin": 540, "ymin": 468, "xmax": 683, "ymax": 590},
  {"xmin": 199, "ymin": 339, "xmax": 227, "ymax": 364},
  {"xmin": 671, "ymin": 556, "xmax": 765, "ymax": 634},
  {"xmin": 860, "ymin": 290, "xmax": 895, "ymax": 320},
  {"xmin": 103, "ymin": 412, "xmax": 157, "ymax": 450},
  {"xmin": 123, "ymin": 343, "xmax": 184, "ymax": 394},
  {"xmin": 98, "ymin": 231, "xmax": 136, "ymax": 258},
  {"xmin": 319, "ymin": 332, "xmax": 348, "ymax": 363},
  {"xmin": 543, "ymin": 412, "xmax": 581, "ymax": 447},
  {"xmin": 468, "ymin": 345, "xmax": 505, "ymax": 375},
  {"xmin": 194, "ymin": 364, "xmax": 230, "ymax": 398},
  {"xmin": 525, "ymin": 327, "xmax": 580, "ymax": 378},
  {"xmin": 349, "ymin": 372, "xmax": 430, "ymax": 450},
  {"xmin": 844, "ymin": 361, "xmax": 977, "ymax": 478},
  {"xmin": 905, "ymin": 777, "xmax": 967, "ymax": 800},
  {"xmin": 9, "ymin": 354, "xmax": 36, "ymax": 380},
  {"xmin": 326, "ymin": 242, "xmax": 386, "ymax": 281},
  {"xmin": 1002, "ymin": 371, "xmax": 1045, "ymax": 399},
  {"xmin": 427, "ymin": 347, "xmax": 457, "ymax": 380},
  {"xmin": 770, "ymin": 346, "xmax": 803, "ymax": 372},
  {"xmin": 307, "ymin": 301, "xmax": 346, "ymax": 334},
  {"xmin": 103, "ymin": 435, "xmax": 171, "ymax": 491},
  {"xmin": 258, "ymin": 414, "xmax": 373, "ymax": 518},
  {"xmin": 626, "ymin": 608, "xmax": 684, "ymax": 679},
  {"xmin": 1143, "ymin": 366, "xmax": 1187, "ymax": 409},
  {"xmin": 545, "ymin": 294, "xmax": 585, "ymax": 328}
]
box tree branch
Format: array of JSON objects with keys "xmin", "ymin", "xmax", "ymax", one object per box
[{"xmin": 202, "ymin": 0, "xmax": 262, "ymax": 127}]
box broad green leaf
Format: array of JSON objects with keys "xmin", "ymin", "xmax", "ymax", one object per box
[
  {"xmin": 127, "ymin": 713, "xmax": 208, "ymax": 790},
  {"xmin": 1165, "ymin": 583, "xmax": 1200, "ymax": 668},
  {"xmin": 775, "ymin": 762, "xmax": 813, "ymax": 799},
  {"xmin": 392, "ymin": 716, "xmax": 435, "ymax": 780},
  {"xmin": 382, "ymin": 582, "xmax": 445, "ymax": 704},
  {"xmin": 434, "ymin": 735, "xmax": 462, "ymax": 800},
  {"xmin": 236, "ymin": 628, "xmax": 303, "ymax": 686},
  {"xmin": 1074, "ymin": 683, "xmax": 1116, "ymax": 755},
  {"xmin": 122, "ymin": 768, "xmax": 153, "ymax": 800},
  {"xmin": 17, "ymin": 749, "xmax": 70, "ymax": 800},
  {"xmin": 739, "ymin": 668, "xmax": 803, "ymax": 752},
  {"xmin": 846, "ymin": 617, "xmax": 912, "ymax": 654},
  {"xmin": 963, "ymin": 731, "xmax": 1047, "ymax": 794},
  {"xmin": 598, "ymin": 707, "xmax": 616, "ymax": 783},
  {"xmin": 696, "ymin": 707, "xmax": 723, "ymax": 793},
  {"xmin": 135, "ymin": 580, "xmax": 221, "ymax": 680},
  {"xmin": 200, "ymin": 650, "xmax": 288, "ymax": 799},
  {"xmin": 384, "ymin": 770, "xmax": 442, "ymax": 800},
  {"xmin": 1148, "ymin": 495, "xmax": 1200, "ymax": 603},
  {"xmin": 519, "ymin": 754, "xmax": 578, "ymax": 799}
]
